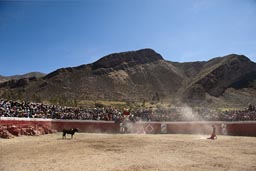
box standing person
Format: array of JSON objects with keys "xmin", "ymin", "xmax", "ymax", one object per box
[{"xmin": 207, "ymin": 125, "xmax": 217, "ymax": 140}]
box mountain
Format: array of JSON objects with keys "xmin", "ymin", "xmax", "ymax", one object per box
[
  {"xmin": 0, "ymin": 76, "xmax": 8, "ymax": 83},
  {"xmin": 0, "ymin": 49, "xmax": 255, "ymax": 108},
  {"xmin": 174, "ymin": 55, "xmax": 256, "ymax": 105},
  {"xmin": 0, "ymin": 72, "xmax": 46, "ymax": 83}
]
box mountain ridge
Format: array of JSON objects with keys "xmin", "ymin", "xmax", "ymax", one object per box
[
  {"xmin": 0, "ymin": 72, "xmax": 45, "ymax": 83},
  {"xmin": 0, "ymin": 49, "xmax": 255, "ymax": 108}
]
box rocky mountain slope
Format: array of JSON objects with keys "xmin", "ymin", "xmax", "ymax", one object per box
[
  {"xmin": 0, "ymin": 49, "xmax": 255, "ymax": 107},
  {"xmin": 0, "ymin": 72, "xmax": 45, "ymax": 83}
]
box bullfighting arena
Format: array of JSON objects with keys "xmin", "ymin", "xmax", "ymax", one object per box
[{"xmin": 1, "ymin": 133, "xmax": 256, "ymax": 171}]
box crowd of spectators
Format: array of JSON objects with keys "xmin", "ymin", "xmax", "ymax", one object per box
[
  {"xmin": 0, "ymin": 99, "xmax": 256, "ymax": 122},
  {"xmin": 0, "ymin": 99, "xmax": 123, "ymax": 121},
  {"xmin": 149, "ymin": 107, "xmax": 256, "ymax": 122}
]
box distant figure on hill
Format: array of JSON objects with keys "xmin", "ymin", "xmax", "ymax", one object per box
[{"xmin": 207, "ymin": 125, "xmax": 217, "ymax": 140}]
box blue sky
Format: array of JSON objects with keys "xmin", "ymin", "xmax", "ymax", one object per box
[{"xmin": 0, "ymin": 0, "xmax": 256, "ymax": 76}]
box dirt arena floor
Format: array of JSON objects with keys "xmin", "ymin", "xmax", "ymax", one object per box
[{"xmin": 1, "ymin": 133, "xmax": 256, "ymax": 171}]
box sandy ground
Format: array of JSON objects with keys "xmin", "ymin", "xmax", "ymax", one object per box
[{"xmin": 0, "ymin": 133, "xmax": 256, "ymax": 171}]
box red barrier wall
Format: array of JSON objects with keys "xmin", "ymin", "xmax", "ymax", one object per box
[
  {"xmin": 166, "ymin": 121, "xmax": 256, "ymax": 136},
  {"xmin": 133, "ymin": 122, "xmax": 161, "ymax": 134},
  {"xmin": 0, "ymin": 118, "xmax": 120, "ymax": 133},
  {"xmin": 225, "ymin": 122, "xmax": 256, "ymax": 136},
  {"xmin": 1, "ymin": 118, "xmax": 256, "ymax": 136},
  {"xmin": 52, "ymin": 120, "xmax": 119, "ymax": 133},
  {"xmin": 0, "ymin": 118, "xmax": 52, "ymax": 128},
  {"xmin": 167, "ymin": 122, "xmax": 222, "ymax": 135}
]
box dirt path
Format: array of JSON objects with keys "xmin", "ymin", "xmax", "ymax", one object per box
[{"xmin": 1, "ymin": 133, "xmax": 256, "ymax": 171}]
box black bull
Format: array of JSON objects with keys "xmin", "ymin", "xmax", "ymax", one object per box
[{"xmin": 62, "ymin": 128, "xmax": 79, "ymax": 139}]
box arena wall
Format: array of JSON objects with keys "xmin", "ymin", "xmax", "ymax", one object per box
[
  {"xmin": 51, "ymin": 120, "xmax": 120, "ymax": 133},
  {"xmin": 166, "ymin": 121, "xmax": 256, "ymax": 136},
  {"xmin": 0, "ymin": 117, "xmax": 52, "ymax": 128},
  {"xmin": 224, "ymin": 122, "xmax": 256, "ymax": 136},
  {"xmin": 1, "ymin": 117, "xmax": 256, "ymax": 136}
]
